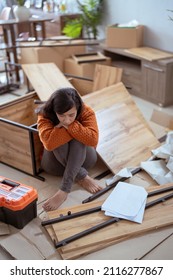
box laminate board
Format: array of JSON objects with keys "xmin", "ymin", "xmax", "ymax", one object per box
[
  {"xmin": 46, "ymin": 184, "xmax": 173, "ymax": 259},
  {"xmin": 22, "ymin": 63, "xmax": 72, "ymax": 101},
  {"xmin": 92, "ymin": 64, "xmax": 123, "ymax": 92},
  {"xmin": 82, "ymin": 82, "xmax": 151, "ymax": 131},
  {"xmin": 125, "ymin": 47, "xmax": 173, "ymax": 61},
  {"xmin": 83, "ymin": 83, "xmax": 160, "ymax": 174},
  {"xmin": 0, "ymin": 122, "xmax": 34, "ymax": 174},
  {"xmin": 95, "ymin": 102, "xmax": 159, "ymax": 174}
]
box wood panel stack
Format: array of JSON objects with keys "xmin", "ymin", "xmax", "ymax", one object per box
[{"xmin": 45, "ymin": 184, "xmax": 173, "ymax": 259}]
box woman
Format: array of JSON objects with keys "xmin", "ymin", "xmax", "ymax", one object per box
[{"xmin": 36, "ymin": 87, "xmax": 102, "ymax": 211}]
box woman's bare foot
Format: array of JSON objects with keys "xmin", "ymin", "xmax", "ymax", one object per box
[
  {"xmin": 78, "ymin": 175, "xmax": 102, "ymax": 194},
  {"xmin": 42, "ymin": 189, "xmax": 68, "ymax": 212}
]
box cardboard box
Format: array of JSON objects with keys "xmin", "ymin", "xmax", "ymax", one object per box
[
  {"xmin": 64, "ymin": 56, "xmax": 111, "ymax": 79},
  {"xmin": 19, "ymin": 40, "xmax": 86, "ymax": 72},
  {"xmin": 106, "ymin": 25, "xmax": 144, "ymax": 48}
]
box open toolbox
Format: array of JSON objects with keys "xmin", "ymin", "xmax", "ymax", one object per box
[{"xmin": 0, "ymin": 176, "xmax": 38, "ymax": 229}]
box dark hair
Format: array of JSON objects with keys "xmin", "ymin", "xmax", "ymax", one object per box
[{"xmin": 36, "ymin": 87, "xmax": 83, "ymax": 125}]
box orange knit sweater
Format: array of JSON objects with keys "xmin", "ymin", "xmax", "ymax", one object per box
[{"xmin": 37, "ymin": 104, "xmax": 99, "ymax": 151}]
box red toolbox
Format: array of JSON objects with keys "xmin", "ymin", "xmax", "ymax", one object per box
[{"xmin": 0, "ymin": 176, "xmax": 38, "ymax": 229}]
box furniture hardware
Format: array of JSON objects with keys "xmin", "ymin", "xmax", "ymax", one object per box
[
  {"xmin": 41, "ymin": 186, "xmax": 173, "ymax": 249},
  {"xmin": 143, "ymin": 64, "xmax": 164, "ymax": 72},
  {"xmin": 53, "ymin": 187, "xmax": 173, "ymax": 248}
]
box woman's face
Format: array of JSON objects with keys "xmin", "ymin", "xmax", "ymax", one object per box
[{"xmin": 56, "ymin": 106, "xmax": 77, "ymax": 126}]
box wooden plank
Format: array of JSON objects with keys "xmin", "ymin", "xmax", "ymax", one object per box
[
  {"xmin": 92, "ymin": 64, "xmax": 123, "ymax": 92},
  {"xmin": 80, "ymin": 227, "xmax": 173, "ymax": 260},
  {"xmin": 0, "ymin": 91, "xmax": 37, "ymax": 110},
  {"xmin": 125, "ymin": 47, "xmax": 173, "ymax": 61},
  {"xmin": 0, "ymin": 122, "xmax": 34, "ymax": 174},
  {"xmin": 69, "ymin": 78, "xmax": 93, "ymax": 96},
  {"xmin": 82, "ymin": 82, "xmax": 152, "ymax": 131},
  {"xmin": 82, "ymin": 83, "xmax": 159, "ymax": 174},
  {"xmin": 46, "ymin": 184, "xmax": 173, "ymax": 259},
  {"xmin": 22, "ymin": 63, "xmax": 73, "ymax": 101},
  {"xmin": 96, "ymin": 103, "xmax": 159, "ymax": 174},
  {"xmin": 0, "ymin": 95, "xmax": 37, "ymax": 125}
]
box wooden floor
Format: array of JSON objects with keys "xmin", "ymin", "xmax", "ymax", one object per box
[{"xmin": 0, "ymin": 83, "xmax": 173, "ymax": 260}]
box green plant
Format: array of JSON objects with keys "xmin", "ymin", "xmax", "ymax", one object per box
[
  {"xmin": 16, "ymin": 0, "xmax": 25, "ymax": 6},
  {"xmin": 62, "ymin": 0, "xmax": 103, "ymax": 39}
]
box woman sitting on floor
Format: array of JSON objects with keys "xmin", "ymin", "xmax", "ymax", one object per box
[{"xmin": 36, "ymin": 87, "xmax": 102, "ymax": 211}]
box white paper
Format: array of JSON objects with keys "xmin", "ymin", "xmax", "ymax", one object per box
[
  {"xmin": 166, "ymin": 131, "xmax": 173, "ymax": 145},
  {"xmin": 118, "ymin": 20, "xmax": 139, "ymax": 28},
  {"xmin": 105, "ymin": 198, "xmax": 147, "ymax": 223},
  {"xmin": 167, "ymin": 156, "xmax": 173, "ymax": 172},
  {"xmin": 105, "ymin": 167, "xmax": 134, "ymax": 186},
  {"xmin": 151, "ymin": 143, "xmax": 173, "ymax": 159},
  {"xmin": 141, "ymin": 160, "xmax": 173, "ymax": 184},
  {"xmin": 101, "ymin": 182, "xmax": 147, "ymax": 223}
]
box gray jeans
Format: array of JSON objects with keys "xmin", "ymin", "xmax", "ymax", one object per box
[{"xmin": 41, "ymin": 139, "xmax": 97, "ymax": 193}]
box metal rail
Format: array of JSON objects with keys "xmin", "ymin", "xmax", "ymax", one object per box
[
  {"xmin": 41, "ymin": 186, "xmax": 173, "ymax": 248},
  {"xmin": 54, "ymin": 190, "xmax": 173, "ymax": 249}
]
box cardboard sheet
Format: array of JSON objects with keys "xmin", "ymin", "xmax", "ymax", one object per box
[{"xmin": 0, "ymin": 222, "xmax": 10, "ymax": 235}]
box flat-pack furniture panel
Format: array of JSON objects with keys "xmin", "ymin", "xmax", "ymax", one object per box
[
  {"xmin": 0, "ymin": 92, "xmax": 43, "ymax": 178},
  {"xmin": 22, "ymin": 63, "xmax": 73, "ymax": 101},
  {"xmin": 82, "ymin": 82, "xmax": 159, "ymax": 174},
  {"xmin": 46, "ymin": 184, "xmax": 173, "ymax": 259}
]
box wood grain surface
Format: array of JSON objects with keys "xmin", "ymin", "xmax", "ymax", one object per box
[
  {"xmin": 82, "ymin": 82, "xmax": 150, "ymax": 128},
  {"xmin": 83, "ymin": 82, "xmax": 160, "ymax": 174},
  {"xmin": 125, "ymin": 47, "xmax": 173, "ymax": 61},
  {"xmin": 96, "ymin": 102, "xmax": 159, "ymax": 174},
  {"xmin": 22, "ymin": 63, "xmax": 73, "ymax": 101},
  {"xmin": 46, "ymin": 184, "xmax": 173, "ymax": 259},
  {"xmin": 92, "ymin": 64, "xmax": 123, "ymax": 92}
]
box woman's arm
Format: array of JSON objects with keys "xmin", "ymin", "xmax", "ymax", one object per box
[
  {"xmin": 37, "ymin": 115, "xmax": 73, "ymax": 151},
  {"xmin": 67, "ymin": 105, "xmax": 99, "ymax": 147}
]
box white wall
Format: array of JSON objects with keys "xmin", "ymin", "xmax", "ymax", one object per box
[{"xmin": 99, "ymin": 0, "xmax": 173, "ymax": 52}]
